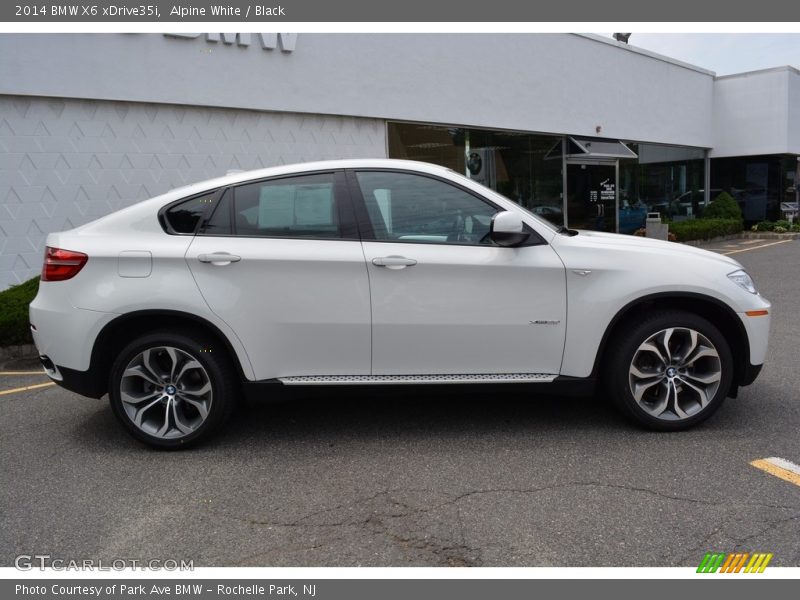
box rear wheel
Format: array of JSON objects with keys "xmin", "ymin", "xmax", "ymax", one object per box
[
  {"xmin": 108, "ymin": 330, "xmax": 237, "ymax": 449},
  {"xmin": 607, "ymin": 310, "xmax": 734, "ymax": 431}
]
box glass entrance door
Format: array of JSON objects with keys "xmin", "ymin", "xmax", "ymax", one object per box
[{"xmin": 566, "ymin": 162, "xmax": 617, "ymax": 232}]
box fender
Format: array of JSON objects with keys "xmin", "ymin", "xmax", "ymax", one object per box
[
  {"xmin": 84, "ymin": 309, "xmax": 255, "ymax": 391},
  {"xmin": 589, "ymin": 291, "xmax": 751, "ymax": 387}
]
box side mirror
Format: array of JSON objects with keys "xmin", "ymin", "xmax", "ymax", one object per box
[{"xmin": 490, "ymin": 211, "xmax": 531, "ymax": 247}]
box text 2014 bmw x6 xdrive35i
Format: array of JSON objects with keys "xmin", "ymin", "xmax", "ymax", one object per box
[{"xmin": 30, "ymin": 159, "xmax": 771, "ymax": 448}]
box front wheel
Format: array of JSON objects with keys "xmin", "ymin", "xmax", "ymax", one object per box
[
  {"xmin": 108, "ymin": 330, "xmax": 237, "ymax": 449},
  {"xmin": 607, "ymin": 310, "xmax": 734, "ymax": 431}
]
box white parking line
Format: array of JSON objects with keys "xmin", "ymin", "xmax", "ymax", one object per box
[
  {"xmin": 723, "ymin": 240, "xmax": 793, "ymax": 255},
  {"xmin": 0, "ymin": 382, "xmax": 55, "ymax": 396},
  {"xmin": 0, "ymin": 370, "xmax": 46, "ymax": 376}
]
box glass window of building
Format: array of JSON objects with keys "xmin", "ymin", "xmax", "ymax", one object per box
[
  {"xmin": 619, "ymin": 144, "xmax": 706, "ymax": 230},
  {"xmin": 388, "ymin": 122, "xmax": 564, "ymax": 226},
  {"xmin": 389, "ymin": 122, "xmax": 709, "ymax": 235},
  {"xmin": 710, "ymin": 154, "xmax": 798, "ymax": 223}
]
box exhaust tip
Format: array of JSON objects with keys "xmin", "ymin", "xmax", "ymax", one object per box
[{"xmin": 39, "ymin": 355, "xmax": 62, "ymax": 381}]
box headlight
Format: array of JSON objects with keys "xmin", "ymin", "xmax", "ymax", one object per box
[{"xmin": 728, "ymin": 269, "xmax": 757, "ymax": 294}]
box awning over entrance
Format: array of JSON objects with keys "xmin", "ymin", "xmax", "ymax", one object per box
[{"xmin": 545, "ymin": 136, "xmax": 638, "ymax": 160}]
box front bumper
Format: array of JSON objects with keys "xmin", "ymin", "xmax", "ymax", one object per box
[
  {"xmin": 738, "ymin": 308, "xmax": 771, "ymax": 367},
  {"xmin": 739, "ymin": 362, "xmax": 763, "ymax": 387},
  {"xmin": 733, "ymin": 305, "xmax": 769, "ymax": 390}
]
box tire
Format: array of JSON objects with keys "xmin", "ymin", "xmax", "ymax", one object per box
[
  {"xmin": 606, "ymin": 310, "xmax": 734, "ymax": 431},
  {"xmin": 108, "ymin": 329, "xmax": 237, "ymax": 449}
]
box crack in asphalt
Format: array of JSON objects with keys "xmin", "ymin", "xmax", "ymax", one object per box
[
  {"xmin": 731, "ymin": 513, "xmax": 800, "ymax": 552},
  {"xmin": 201, "ymin": 481, "xmax": 798, "ymax": 566},
  {"xmin": 207, "ymin": 482, "xmax": 800, "ymax": 529},
  {"xmin": 673, "ymin": 511, "xmax": 800, "ymax": 566},
  {"xmin": 671, "ymin": 515, "xmax": 731, "ymax": 566}
]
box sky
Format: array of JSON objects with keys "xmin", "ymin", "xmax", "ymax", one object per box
[{"xmin": 598, "ymin": 33, "xmax": 800, "ymax": 75}]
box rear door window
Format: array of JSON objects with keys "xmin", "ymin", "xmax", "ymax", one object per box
[{"xmin": 232, "ymin": 173, "xmax": 341, "ymax": 238}]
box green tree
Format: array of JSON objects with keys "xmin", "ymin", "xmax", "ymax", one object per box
[
  {"xmin": 0, "ymin": 277, "xmax": 39, "ymax": 346},
  {"xmin": 703, "ymin": 191, "xmax": 743, "ymax": 221}
]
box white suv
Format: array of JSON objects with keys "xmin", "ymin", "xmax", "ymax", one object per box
[{"xmin": 29, "ymin": 159, "xmax": 771, "ymax": 448}]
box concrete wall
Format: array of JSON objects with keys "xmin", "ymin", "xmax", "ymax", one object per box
[
  {"xmin": 6, "ymin": 34, "xmax": 796, "ymax": 288},
  {"xmin": 0, "ymin": 95, "xmax": 386, "ymax": 287},
  {"xmin": 0, "ymin": 33, "xmax": 716, "ymax": 148},
  {"xmin": 790, "ymin": 69, "xmax": 800, "ymax": 156},
  {"xmin": 711, "ymin": 66, "xmax": 800, "ymax": 158}
]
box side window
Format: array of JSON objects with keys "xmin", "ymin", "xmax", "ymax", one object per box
[
  {"xmin": 163, "ymin": 191, "xmax": 216, "ymax": 234},
  {"xmin": 233, "ymin": 173, "xmax": 340, "ymax": 238},
  {"xmin": 355, "ymin": 171, "xmax": 499, "ymax": 245}
]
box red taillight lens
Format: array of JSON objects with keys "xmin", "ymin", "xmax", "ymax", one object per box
[{"xmin": 41, "ymin": 247, "xmax": 88, "ymax": 281}]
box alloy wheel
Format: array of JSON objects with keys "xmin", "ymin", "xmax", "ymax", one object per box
[
  {"xmin": 628, "ymin": 327, "xmax": 722, "ymax": 421},
  {"xmin": 119, "ymin": 346, "xmax": 212, "ymax": 439}
]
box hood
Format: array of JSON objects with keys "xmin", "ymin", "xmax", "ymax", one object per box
[{"xmin": 556, "ymin": 229, "xmax": 743, "ymax": 269}]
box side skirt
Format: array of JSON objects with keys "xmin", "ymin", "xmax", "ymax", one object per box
[
  {"xmin": 278, "ymin": 373, "xmax": 557, "ymax": 385},
  {"xmin": 241, "ymin": 375, "xmax": 596, "ymax": 404}
]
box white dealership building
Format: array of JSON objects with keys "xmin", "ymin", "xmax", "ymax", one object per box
[{"xmin": 0, "ymin": 32, "xmax": 798, "ymax": 287}]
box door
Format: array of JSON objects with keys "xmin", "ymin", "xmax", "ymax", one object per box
[
  {"xmin": 186, "ymin": 171, "xmax": 371, "ymax": 380},
  {"xmin": 351, "ymin": 170, "xmax": 567, "ymax": 376},
  {"xmin": 567, "ymin": 162, "xmax": 617, "ymax": 232}
]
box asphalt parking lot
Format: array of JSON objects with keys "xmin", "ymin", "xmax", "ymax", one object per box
[{"xmin": 1, "ymin": 239, "xmax": 798, "ymax": 568}]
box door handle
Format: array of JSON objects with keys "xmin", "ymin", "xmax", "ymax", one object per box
[
  {"xmin": 198, "ymin": 252, "xmax": 242, "ymax": 265},
  {"xmin": 372, "ymin": 256, "xmax": 418, "ymax": 269}
]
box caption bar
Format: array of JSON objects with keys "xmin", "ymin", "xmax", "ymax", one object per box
[{"xmin": 3, "ymin": 0, "xmax": 800, "ymax": 22}]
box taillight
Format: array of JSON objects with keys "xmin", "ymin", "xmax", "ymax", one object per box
[{"xmin": 41, "ymin": 246, "xmax": 88, "ymax": 281}]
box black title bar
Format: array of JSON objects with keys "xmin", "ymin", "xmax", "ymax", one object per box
[{"xmin": 3, "ymin": 0, "xmax": 800, "ymax": 22}]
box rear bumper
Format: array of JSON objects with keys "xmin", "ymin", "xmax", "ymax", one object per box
[
  {"xmin": 30, "ymin": 286, "xmax": 116, "ymax": 373},
  {"xmin": 57, "ymin": 365, "xmax": 106, "ymax": 398},
  {"xmin": 40, "ymin": 357, "xmax": 106, "ymax": 399}
]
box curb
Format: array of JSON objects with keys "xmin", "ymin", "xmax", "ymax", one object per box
[
  {"xmin": 681, "ymin": 233, "xmax": 745, "ymax": 246},
  {"xmin": 740, "ymin": 232, "xmax": 800, "ymax": 240},
  {"xmin": 681, "ymin": 232, "xmax": 799, "ymax": 246}
]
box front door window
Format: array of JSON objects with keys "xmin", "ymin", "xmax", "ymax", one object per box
[{"xmin": 355, "ymin": 171, "xmax": 499, "ymax": 245}]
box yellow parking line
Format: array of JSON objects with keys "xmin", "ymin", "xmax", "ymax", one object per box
[
  {"xmin": 751, "ymin": 457, "xmax": 800, "ymax": 487},
  {"xmin": 723, "ymin": 240, "xmax": 793, "ymax": 255},
  {"xmin": 0, "ymin": 382, "xmax": 55, "ymax": 396},
  {"xmin": 0, "ymin": 370, "xmax": 46, "ymax": 376}
]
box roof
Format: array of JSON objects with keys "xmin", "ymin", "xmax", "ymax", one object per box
[
  {"xmin": 714, "ymin": 65, "xmax": 800, "ymax": 81},
  {"xmin": 171, "ymin": 158, "xmax": 455, "ymax": 195},
  {"xmin": 575, "ymin": 34, "xmax": 717, "ymax": 76}
]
